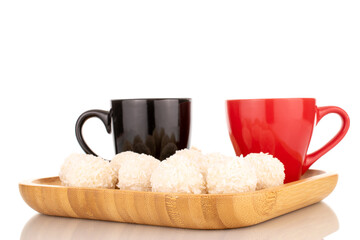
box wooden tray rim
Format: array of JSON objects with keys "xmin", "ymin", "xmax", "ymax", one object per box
[{"xmin": 19, "ymin": 169, "xmax": 337, "ymax": 197}]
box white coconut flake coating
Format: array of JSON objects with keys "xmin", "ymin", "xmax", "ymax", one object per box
[
  {"xmin": 206, "ymin": 155, "xmax": 257, "ymax": 194},
  {"xmin": 117, "ymin": 153, "xmax": 160, "ymax": 191},
  {"xmin": 110, "ymin": 151, "xmax": 140, "ymax": 173},
  {"xmin": 171, "ymin": 148, "xmax": 233, "ymax": 178},
  {"xmin": 151, "ymin": 154, "xmax": 206, "ymax": 194},
  {"xmin": 203, "ymin": 152, "xmax": 234, "ymax": 168},
  {"xmin": 244, "ymin": 152, "xmax": 285, "ymax": 190},
  {"xmin": 170, "ymin": 148, "xmax": 207, "ymax": 175},
  {"xmin": 59, "ymin": 153, "xmax": 117, "ymax": 189}
]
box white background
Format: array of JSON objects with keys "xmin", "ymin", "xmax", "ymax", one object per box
[{"xmin": 1, "ymin": 0, "xmax": 359, "ymax": 239}]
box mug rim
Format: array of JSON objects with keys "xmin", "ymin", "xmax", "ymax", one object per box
[
  {"xmin": 111, "ymin": 98, "xmax": 191, "ymax": 103},
  {"xmin": 226, "ymin": 97, "xmax": 315, "ymax": 102}
]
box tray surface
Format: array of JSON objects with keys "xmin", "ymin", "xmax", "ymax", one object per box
[{"xmin": 19, "ymin": 169, "xmax": 338, "ymax": 229}]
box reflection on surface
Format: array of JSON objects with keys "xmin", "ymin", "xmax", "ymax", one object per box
[
  {"xmin": 21, "ymin": 202, "xmax": 338, "ymax": 240},
  {"xmin": 122, "ymin": 128, "xmax": 179, "ymax": 160}
]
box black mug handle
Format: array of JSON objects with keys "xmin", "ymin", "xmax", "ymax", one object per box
[{"xmin": 75, "ymin": 109, "xmax": 111, "ymax": 157}]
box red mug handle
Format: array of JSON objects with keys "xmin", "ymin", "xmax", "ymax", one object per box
[{"xmin": 302, "ymin": 106, "xmax": 350, "ymax": 174}]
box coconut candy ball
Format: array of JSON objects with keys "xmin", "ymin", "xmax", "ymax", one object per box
[
  {"xmin": 244, "ymin": 152, "xmax": 285, "ymax": 190},
  {"xmin": 110, "ymin": 151, "xmax": 140, "ymax": 173},
  {"xmin": 170, "ymin": 148, "xmax": 208, "ymax": 175},
  {"xmin": 206, "ymin": 155, "xmax": 257, "ymax": 194},
  {"xmin": 59, "ymin": 153, "xmax": 117, "ymax": 189},
  {"xmin": 151, "ymin": 153, "xmax": 206, "ymax": 194},
  {"xmin": 116, "ymin": 153, "xmax": 160, "ymax": 191}
]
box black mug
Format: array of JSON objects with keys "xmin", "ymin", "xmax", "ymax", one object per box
[{"xmin": 75, "ymin": 98, "xmax": 191, "ymax": 160}]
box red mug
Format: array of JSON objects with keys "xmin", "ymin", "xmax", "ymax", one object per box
[{"xmin": 226, "ymin": 98, "xmax": 350, "ymax": 183}]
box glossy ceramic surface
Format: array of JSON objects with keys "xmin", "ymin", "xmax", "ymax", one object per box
[
  {"xmin": 226, "ymin": 98, "xmax": 350, "ymax": 183},
  {"xmin": 75, "ymin": 98, "xmax": 191, "ymax": 160}
]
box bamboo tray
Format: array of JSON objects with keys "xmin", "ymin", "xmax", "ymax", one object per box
[{"xmin": 19, "ymin": 169, "xmax": 337, "ymax": 229}]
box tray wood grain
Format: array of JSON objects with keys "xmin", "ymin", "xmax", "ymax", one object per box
[{"xmin": 19, "ymin": 169, "xmax": 337, "ymax": 229}]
